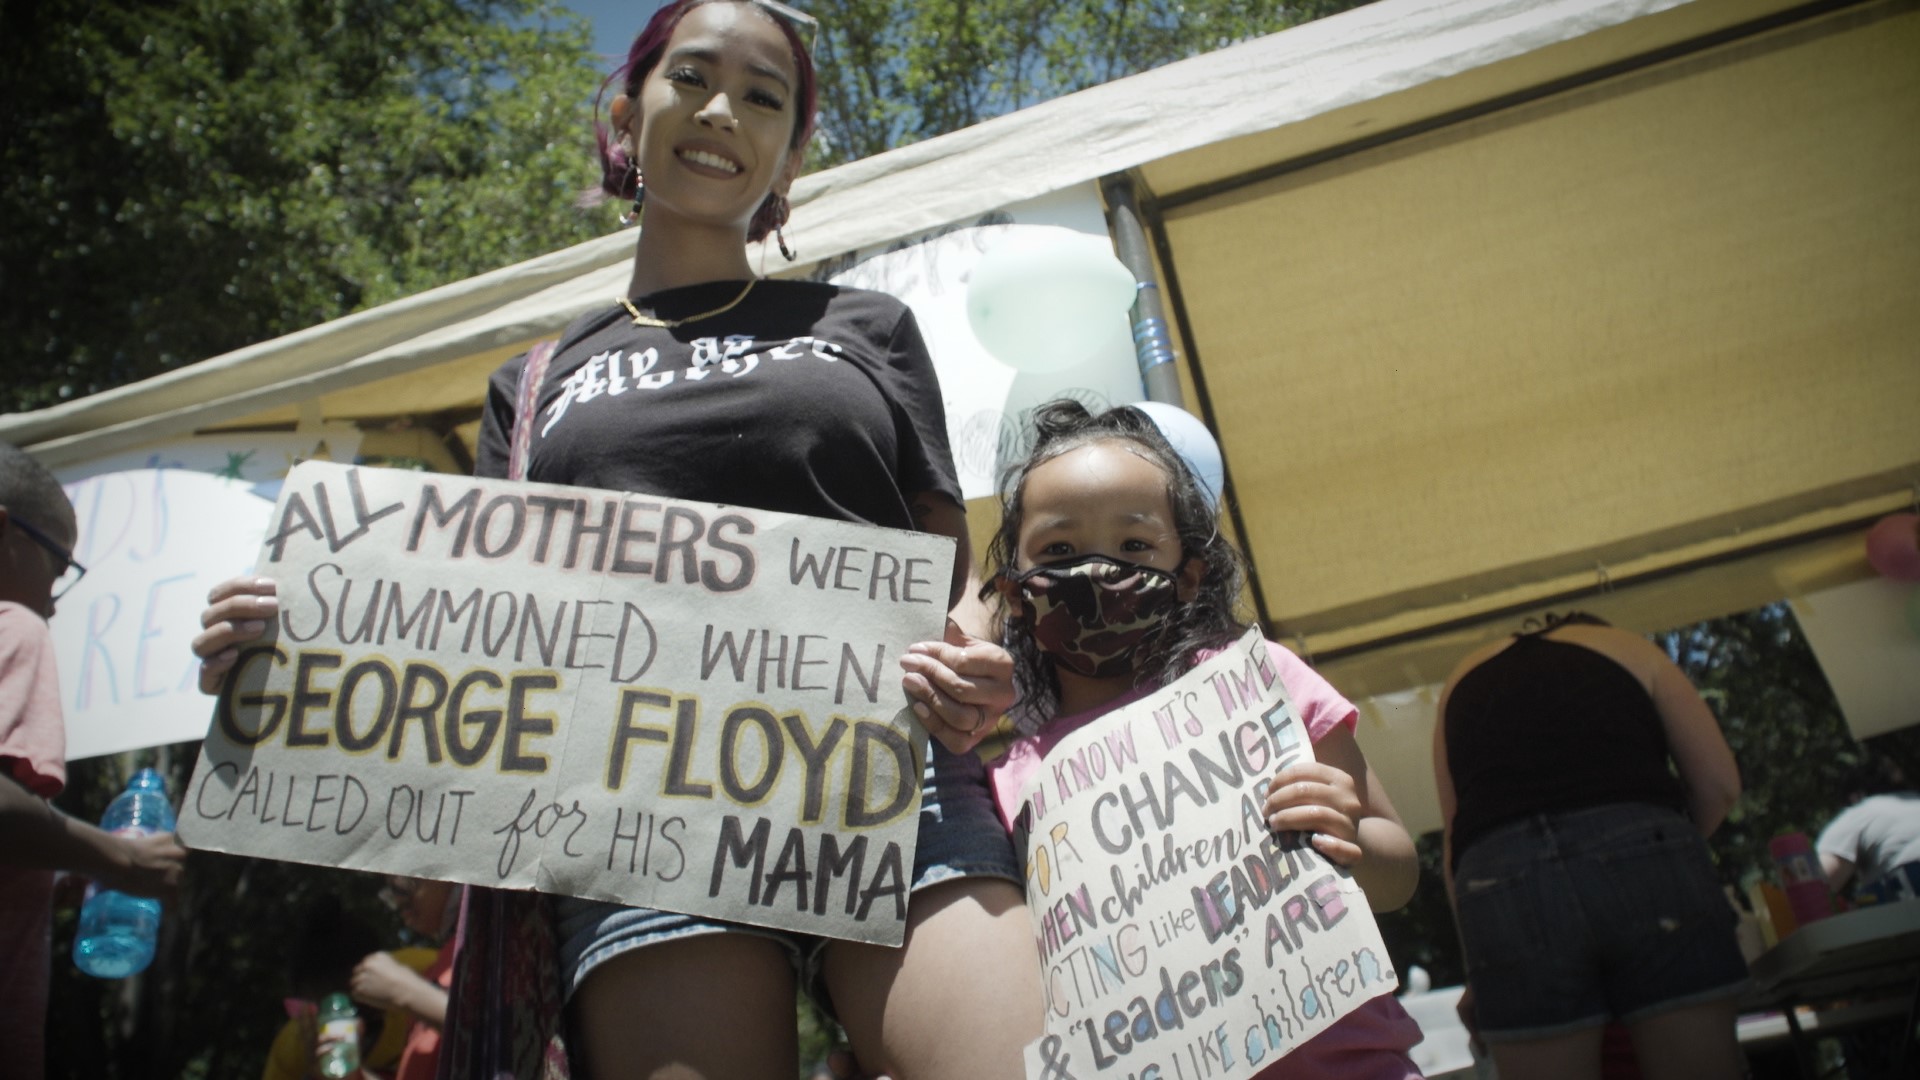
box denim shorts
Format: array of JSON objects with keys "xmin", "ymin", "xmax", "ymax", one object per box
[
  {"xmin": 1453, "ymin": 802, "xmax": 1750, "ymax": 1040},
  {"xmin": 555, "ymin": 740, "xmax": 1021, "ymax": 1002}
]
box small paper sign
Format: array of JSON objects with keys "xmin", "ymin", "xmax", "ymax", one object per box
[{"xmin": 1014, "ymin": 629, "xmax": 1399, "ymax": 1078}]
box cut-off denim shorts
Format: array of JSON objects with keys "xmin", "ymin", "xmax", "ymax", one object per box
[
  {"xmin": 555, "ymin": 739, "xmax": 1021, "ymax": 1005},
  {"xmin": 1453, "ymin": 801, "xmax": 1751, "ymax": 1041}
]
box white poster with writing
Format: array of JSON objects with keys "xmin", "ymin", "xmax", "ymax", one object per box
[
  {"xmin": 1013, "ymin": 629, "xmax": 1398, "ymax": 1079},
  {"xmin": 180, "ymin": 461, "xmax": 950, "ymax": 945},
  {"xmin": 53, "ymin": 432, "xmax": 359, "ymax": 759}
]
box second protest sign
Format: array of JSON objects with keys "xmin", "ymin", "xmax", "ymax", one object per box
[{"xmin": 1013, "ymin": 629, "xmax": 1400, "ymax": 1079}]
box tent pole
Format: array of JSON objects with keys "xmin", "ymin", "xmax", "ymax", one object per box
[{"xmin": 1102, "ymin": 174, "xmax": 1183, "ymax": 407}]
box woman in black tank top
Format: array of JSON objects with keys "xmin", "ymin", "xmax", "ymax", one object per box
[{"xmin": 1433, "ymin": 613, "xmax": 1747, "ymax": 1080}]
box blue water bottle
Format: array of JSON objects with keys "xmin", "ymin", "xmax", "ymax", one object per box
[{"xmin": 73, "ymin": 767, "xmax": 176, "ymax": 978}]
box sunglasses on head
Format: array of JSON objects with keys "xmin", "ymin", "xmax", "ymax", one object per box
[{"xmin": 750, "ymin": 0, "xmax": 819, "ymax": 53}]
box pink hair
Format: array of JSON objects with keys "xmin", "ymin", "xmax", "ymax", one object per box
[{"xmin": 592, "ymin": 0, "xmax": 819, "ymax": 243}]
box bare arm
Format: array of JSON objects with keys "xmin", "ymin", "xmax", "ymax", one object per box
[
  {"xmin": 906, "ymin": 490, "xmax": 973, "ymax": 617},
  {"xmin": 1433, "ymin": 685, "xmax": 1460, "ymax": 908},
  {"xmin": 1820, "ymin": 851, "xmax": 1856, "ymax": 892},
  {"xmin": 0, "ymin": 773, "xmax": 186, "ymax": 899},
  {"xmin": 1432, "ymin": 671, "xmax": 1486, "ymax": 1051},
  {"xmin": 898, "ymin": 491, "xmax": 1016, "ymax": 754},
  {"xmin": 1643, "ymin": 644, "xmax": 1741, "ymax": 837},
  {"xmin": 351, "ymin": 951, "xmax": 448, "ymax": 1029}
]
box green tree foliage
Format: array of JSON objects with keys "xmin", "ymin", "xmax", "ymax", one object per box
[
  {"xmin": 804, "ymin": 1, "xmax": 1374, "ymax": 166},
  {"xmin": 1673, "ymin": 605, "xmax": 1920, "ymax": 878},
  {"xmin": 0, "ymin": 0, "xmax": 605, "ymax": 413}
]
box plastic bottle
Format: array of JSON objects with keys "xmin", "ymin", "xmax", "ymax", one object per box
[
  {"xmin": 1744, "ymin": 879, "xmax": 1777, "ymax": 947},
  {"xmin": 1758, "ymin": 880, "xmax": 1798, "ymax": 940},
  {"xmin": 315, "ymin": 992, "xmax": 362, "ymax": 1078},
  {"xmin": 72, "ymin": 767, "xmax": 175, "ymax": 978},
  {"xmin": 1725, "ymin": 885, "xmax": 1766, "ymax": 962},
  {"xmin": 1768, "ymin": 831, "xmax": 1833, "ymax": 928}
]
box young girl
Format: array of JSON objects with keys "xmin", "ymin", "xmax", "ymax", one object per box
[{"xmin": 983, "ymin": 400, "xmax": 1426, "ymax": 1078}]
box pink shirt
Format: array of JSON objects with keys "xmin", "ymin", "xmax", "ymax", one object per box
[
  {"xmin": 988, "ymin": 639, "xmax": 1424, "ymax": 1080},
  {"xmin": 1, "ymin": 600, "xmax": 68, "ymax": 1079}
]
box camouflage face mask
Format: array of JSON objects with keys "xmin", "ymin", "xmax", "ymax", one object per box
[{"xmin": 1010, "ymin": 555, "xmax": 1182, "ymax": 679}]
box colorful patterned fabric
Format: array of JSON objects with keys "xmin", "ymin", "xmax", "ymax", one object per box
[
  {"xmin": 439, "ymin": 339, "xmax": 570, "ymax": 1080},
  {"xmin": 1009, "ymin": 555, "xmax": 1180, "ymax": 678}
]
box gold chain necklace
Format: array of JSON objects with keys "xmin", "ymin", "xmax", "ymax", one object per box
[{"xmin": 619, "ymin": 279, "xmax": 757, "ymax": 329}]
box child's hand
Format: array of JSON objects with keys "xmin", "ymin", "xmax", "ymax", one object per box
[
  {"xmin": 899, "ymin": 618, "xmax": 1016, "ymax": 754},
  {"xmin": 350, "ymin": 950, "xmax": 427, "ymax": 1015},
  {"xmin": 1264, "ymin": 761, "xmax": 1365, "ymax": 866},
  {"xmin": 193, "ymin": 575, "xmax": 278, "ymax": 694},
  {"xmin": 98, "ymin": 831, "xmax": 188, "ymax": 901}
]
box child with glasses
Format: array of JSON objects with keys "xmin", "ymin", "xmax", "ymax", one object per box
[{"xmin": 2, "ymin": 442, "xmax": 188, "ymax": 1077}]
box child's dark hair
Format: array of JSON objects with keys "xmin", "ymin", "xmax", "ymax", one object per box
[
  {"xmin": 0, "ymin": 442, "xmax": 72, "ymax": 529},
  {"xmin": 984, "ymin": 400, "xmax": 1248, "ymax": 725}
]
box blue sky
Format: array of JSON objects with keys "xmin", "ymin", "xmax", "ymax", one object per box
[{"xmin": 561, "ymin": 0, "xmax": 672, "ymax": 65}]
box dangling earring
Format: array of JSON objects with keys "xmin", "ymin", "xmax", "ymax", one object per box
[
  {"xmin": 618, "ymin": 160, "xmax": 645, "ymax": 228},
  {"xmin": 771, "ymin": 193, "xmax": 796, "ymax": 261}
]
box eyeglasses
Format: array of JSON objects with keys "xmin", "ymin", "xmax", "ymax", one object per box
[
  {"xmin": 10, "ymin": 516, "xmax": 87, "ymax": 600},
  {"xmin": 753, "ymin": 0, "xmax": 819, "ymax": 53}
]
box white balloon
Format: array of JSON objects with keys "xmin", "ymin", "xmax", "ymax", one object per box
[
  {"xmin": 967, "ymin": 231, "xmax": 1137, "ymax": 372},
  {"xmin": 1128, "ymin": 400, "xmax": 1225, "ymax": 509}
]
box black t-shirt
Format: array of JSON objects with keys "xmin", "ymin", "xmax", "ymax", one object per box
[
  {"xmin": 1443, "ymin": 632, "xmax": 1687, "ymax": 869},
  {"xmin": 475, "ymin": 280, "xmax": 961, "ymax": 533}
]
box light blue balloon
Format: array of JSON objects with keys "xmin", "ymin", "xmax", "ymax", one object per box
[
  {"xmin": 967, "ymin": 232, "xmax": 1137, "ymax": 372},
  {"xmin": 1128, "ymin": 400, "xmax": 1225, "ymax": 510}
]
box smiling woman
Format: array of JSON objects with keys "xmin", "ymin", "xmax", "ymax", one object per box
[
  {"xmin": 190, "ymin": 2, "xmax": 1044, "ymax": 1078},
  {"xmin": 593, "ymin": 0, "xmax": 817, "ymax": 264}
]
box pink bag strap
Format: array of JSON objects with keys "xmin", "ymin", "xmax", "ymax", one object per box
[{"xmin": 507, "ymin": 340, "xmax": 560, "ymax": 482}]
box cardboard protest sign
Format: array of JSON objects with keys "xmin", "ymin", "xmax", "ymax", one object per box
[
  {"xmin": 181, "ymin": 461, "xmax": 952, "ymax": 946},
  {"xmin": 1013, "ymin": 629, "xmax": 1399, "ymax": 1079}
]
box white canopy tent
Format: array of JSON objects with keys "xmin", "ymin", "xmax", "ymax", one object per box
[{"xmin": 7, "ymin": 0, "xmax": 1916, "ymax": 830}]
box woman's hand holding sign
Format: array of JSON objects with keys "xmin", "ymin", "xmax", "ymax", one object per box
[
  {"xmin": 899, "ymin": 618, "xmax": 1015, "ymax": 755},
  {"xmin": 193, "ymin": 575, "xmax": 278, "ymax": 693}
]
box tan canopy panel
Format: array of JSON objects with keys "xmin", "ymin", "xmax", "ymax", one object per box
[
  {"xmin": 5, "ymin": 0, "xmax": 1914, "ymax": 713},
  {"xmin": 1146, "ymin": 0, "xmax": 1920, "ymax": 698}
]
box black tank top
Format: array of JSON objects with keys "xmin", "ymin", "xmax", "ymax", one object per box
[{"xmin": 1444, "ymin": 631, "xmax": 1687, "ymax": 870}]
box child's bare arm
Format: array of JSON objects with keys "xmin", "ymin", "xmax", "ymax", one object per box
[
  {"xmin": 1264, "ymin": 725, "xmax": 1418, "ymax": 911},
  {"xmin": 0, "ymin": 773, "xmax": 186, "ymax": 898}
]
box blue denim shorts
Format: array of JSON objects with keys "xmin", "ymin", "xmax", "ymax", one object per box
[
  {"xmin": 1453, "ymin": 802, "xmax": 1751, "ymax": 1040},
  {"xmin": 555, "ymin": 740, "xmax": 1021, "ymax": 1000}
]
